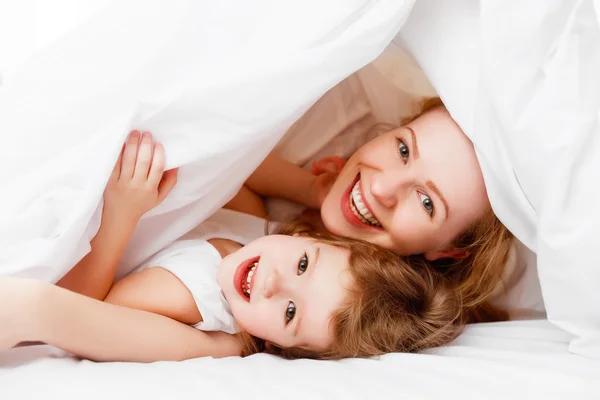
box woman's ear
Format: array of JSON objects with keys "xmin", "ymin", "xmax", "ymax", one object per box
[{"xmin": 424, "ymin": 247, "xmax": 469, "ymax": 261}]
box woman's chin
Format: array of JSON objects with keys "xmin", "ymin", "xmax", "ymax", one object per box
[{"xmin": 320, "ymin": 206, "xmax": 350, "ymax": 237}]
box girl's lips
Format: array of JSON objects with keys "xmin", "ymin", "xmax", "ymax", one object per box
[
  {"xmin": 233, "ymin": 256, "xmax": 260, "ymax": 303},
  {"xmin": 340, "ymin": 173, "xmax": 383, "ymax": 231}
]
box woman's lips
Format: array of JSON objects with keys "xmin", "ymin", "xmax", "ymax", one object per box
[
  {"xmin": 340, "ymin": 173, "xmax": 383, "ymax": 230},
  {"xmin": 233, "ymin": 256, "xmax": 260, "ymax": 302}
]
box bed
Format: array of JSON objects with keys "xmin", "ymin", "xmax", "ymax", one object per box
[
  {"xmin": 1, "ymin": 1, "xmax": 600, "ymax": 398},
  {"xmin": 2, "ymin": 320, "xmax": 599, "ymax": 400}
]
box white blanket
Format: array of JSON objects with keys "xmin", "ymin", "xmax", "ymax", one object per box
[
  {"xmin": 0, "ymin": 0, "xmax": 415, "ymax": 282},
  {"xmin": 397, "ymin": 0, "xmax": 600, "ymax": 358}
]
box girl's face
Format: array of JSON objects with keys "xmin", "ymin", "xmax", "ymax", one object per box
[
  {"xmin": 217, "ymin": 235, "xmax": 351, "ymax": 351},
  {"xmin": 321, "ymin": 107, "xmax": 489, "ymax": 259}
]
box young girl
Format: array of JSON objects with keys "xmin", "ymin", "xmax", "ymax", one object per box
[
  {"xmin": 0, "ymin": 131, "xmax": 464, "ymax": 362},
  {"xmin": 239, "ymin": 98, "xmax": 514, "ymax": 322}
]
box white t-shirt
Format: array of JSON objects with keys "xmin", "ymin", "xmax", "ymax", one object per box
[{"xmin": 133, "ymin": 209, "xmax": 268, "ymax": 334}]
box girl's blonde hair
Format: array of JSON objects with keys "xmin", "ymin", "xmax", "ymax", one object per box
[
  {"xmin": 237, "ymin": 222, "xmax": 465, "ymax": 359},
  {"xmin": 402, "ymin": 98, "xmax": 513, "ymax": 323}
]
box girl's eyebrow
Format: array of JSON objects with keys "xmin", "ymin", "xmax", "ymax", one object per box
[
  {"xmin": 293, "ymin": 311, "xmax": 303, "ymax": 338},
  {"xmin": 293, "ymin": 246, "xmax": 320, "ymax": 338}
]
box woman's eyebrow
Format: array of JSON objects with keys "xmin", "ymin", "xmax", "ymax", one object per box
[
  {"xmin": 426, "ymin": 180, "xmax": 449, "ymax": 219},
  {"xmin": 406, "ymin": 127, "xmax": 420, "ymax": 160}
]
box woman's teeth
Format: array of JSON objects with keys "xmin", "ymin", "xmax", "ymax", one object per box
[
  {"xmin": 242, "ymin": 262, "xmax": 257, "ymax": 298},
  {"xmin": 350, "ymin": 181, "xmax": 382, "ymax": 227}
]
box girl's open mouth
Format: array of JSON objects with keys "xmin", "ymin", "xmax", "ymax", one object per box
[
  {"xmin": 340, "ymin": 173, "xmax": 383, "ymax": 229},
  {"xmin": 234, "ymin": 256, "xmax": 259, "ymax": 302}
]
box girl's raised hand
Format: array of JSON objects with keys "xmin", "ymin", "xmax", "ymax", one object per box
[{"xmin": 105, "ymin": 131, "xmax": 178, "ymax": 223}]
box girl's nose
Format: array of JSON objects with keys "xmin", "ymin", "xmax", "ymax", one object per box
[{"xmin": 262, "ymin": 269, "xmax": 280, "ymax": 299}]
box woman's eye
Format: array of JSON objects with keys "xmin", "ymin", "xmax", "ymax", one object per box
[
  {"xmin": 397, "ymin": 139, "xmax": 410, "ymax": 161},
  {"xmin": 285, "ymin": 301, "xmax": 296, "ymax": 323},
  {"xmin": 419, "ymin": 193, "xmax": 434, "ymax": 216},
  {"xmin": 297, "ymin": 253, "xmax": 309, "ymax": 275}
]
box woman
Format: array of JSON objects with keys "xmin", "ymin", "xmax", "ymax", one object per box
[{"xmin": 236, "ymin": 98, "xmax": 514, "ymax": 321}]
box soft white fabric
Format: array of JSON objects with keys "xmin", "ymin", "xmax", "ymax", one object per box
[
  {"xmin": 0, "ymin": 0, "xmax": 416, "ymax": 283},
  {"xmin": 133, "ymin": 209, "xmax": 266, "ymax": 334},
  {"xmin": 2, "ymin": 320, "xmax": 600, "ymax": 400},
  {"xmin": 397, "ymin": 0, "xmax": 600, "ymax": 357}
]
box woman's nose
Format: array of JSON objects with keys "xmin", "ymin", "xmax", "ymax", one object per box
[
  {"xmin": 262, "ymin": 269, "xmax": 280, "ymax": 299},
  {"xmin": 370, "ymin": 171, "xmax": 409, "ymax": 208}
]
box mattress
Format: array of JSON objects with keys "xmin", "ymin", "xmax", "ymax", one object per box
[{"xmin": 2, "ymin": 320, "xmax": 599, "ymax": 400}]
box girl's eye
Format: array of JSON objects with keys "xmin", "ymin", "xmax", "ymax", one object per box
[
  {"xmin": 397, "ymin": 139, "xmax": 410, "ymax": 161},
  {"xmin": 419, "ymin": 193, "xmax": 434, "ymax": 216},
  {"xmin": 285, "ymin": 301, "xmax": 296, "ymax": 323},
  {"xmin": 297, "ymin": 253, "xmax": 309, "ymax": 275}
]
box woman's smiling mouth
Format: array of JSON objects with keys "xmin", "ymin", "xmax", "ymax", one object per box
[{"xmin": 341, "ymin": 174, "xmax": 383, "ymax": 229}]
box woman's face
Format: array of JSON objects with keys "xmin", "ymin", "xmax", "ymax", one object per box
[{"xmin": 321, "ymin": 107, "xmax": 489, "ymax": 259}]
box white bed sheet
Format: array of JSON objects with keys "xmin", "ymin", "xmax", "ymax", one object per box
[{"xmin": 2, "ymin": 320, "xmax": 599, "ymax": 400}]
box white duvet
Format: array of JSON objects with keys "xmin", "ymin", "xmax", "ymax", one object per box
[
  {"xmin": 397, "ymin": 0, "xmax": 600, "ymax": 358},
  {"xmin": 0, "ymin": 0, "xmax": 415, "ymax": 282},
  {"xmin": 1, "ymin": 1, "xmax": 600, "ymax": 397}
]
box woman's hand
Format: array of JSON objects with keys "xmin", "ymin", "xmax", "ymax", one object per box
[
  {"xmin": 0, "ymin": 277, "xmax": 45, "ymax": 351},
  {"xmin": 310, "ymin": 156, "xmax": 346, "ymax": 207},
  {"xmin": 104, "ymin": 131, "xmax": 178, "ymax": 224}
]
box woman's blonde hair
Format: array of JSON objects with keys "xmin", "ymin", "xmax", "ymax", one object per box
[
  {"xmin": 402, "ymin": 97, "xmax": 514, "ymax": 323},
  {"xmin": 237, "ymin": 222, "xmax": 465, "ymax": 359}
]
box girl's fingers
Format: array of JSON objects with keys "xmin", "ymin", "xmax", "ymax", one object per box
[
  {"xmin": 121, "ymin": 131, "xmax": 141, "ymax": 179},
  {"xmin": 109, "ymin": 143, "xmax": 126, "ymax": 183},
  {"xmin": 133, "ymin": 132, "xmax": 154, "ymax": 182},
  {"xmin": 157, "ymin": 168, "xmax": 178, "ymax": 204},
  {"xmin": 147, "ymin": 142, "xmax": 166, "ymax": 187}
]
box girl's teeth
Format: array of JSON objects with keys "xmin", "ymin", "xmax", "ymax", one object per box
[{"xmin": 243, "ymin": 264, "xmax": 258, "ymax": 298}]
